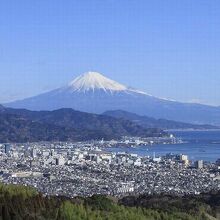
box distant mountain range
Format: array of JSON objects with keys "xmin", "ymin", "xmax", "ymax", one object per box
[
  {"xmin": 5, "ymin": 71, "xmax": 220, "ymax": 125},
  {"xmin": 103, "ymin": 110, "xmax": 219, "ymax": 130},
  {"xmin": 0, "ymin": 105, "xmax": 166, "ymax": 143}
]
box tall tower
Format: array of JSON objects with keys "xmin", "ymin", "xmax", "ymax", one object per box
[
  {"xmin": 4, "ymin": 144, "xmax": 11, "ymax": 155},
  {"xmin": 31, "ymin": 148, "xmax": 37, "ymax": 158}
]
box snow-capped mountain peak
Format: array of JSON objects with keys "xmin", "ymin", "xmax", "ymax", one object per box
[
  {"xmin": 68, "ymin": 71, "xmax": 128, "ymax": 92},
  {"xmin": 6, "ymin": 71, "xmax": 220, "ymax": 125}
]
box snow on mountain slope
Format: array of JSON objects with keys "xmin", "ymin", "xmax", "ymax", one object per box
[
  {"xmin": 65, "ymin": 71, "xmax": 150, "ymax": 96},
  {"xmin": 67, "ymin": 72, "xmax": 127, "ymax": 92}
]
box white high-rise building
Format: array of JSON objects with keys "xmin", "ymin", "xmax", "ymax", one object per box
[{"xmin": 31, "ymin": 148, "xmax": 37, "ymax": 158}]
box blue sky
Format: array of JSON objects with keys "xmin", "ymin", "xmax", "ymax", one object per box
[{"xmin": 1, "ymin": 0, "xmax": 220, "ymax": 105}]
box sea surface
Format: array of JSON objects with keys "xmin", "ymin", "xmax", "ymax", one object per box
[{"xmin": 106, "ymin": 130, "xmax": 220, "ymax": 162}]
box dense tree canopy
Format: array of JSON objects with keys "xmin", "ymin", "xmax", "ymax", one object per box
[{"xmin": 0, "ymin": 183, "xmax": 219, "ymax": 220}]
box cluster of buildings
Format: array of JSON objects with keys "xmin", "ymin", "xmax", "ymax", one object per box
[{"xmin": 0, "ymin": 142, "xmax": 219, "ymax": 198}]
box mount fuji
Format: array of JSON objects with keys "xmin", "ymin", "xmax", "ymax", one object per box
[{"xmin": 5, "ymin": 71, "xmax": 220, "ymax": 125}]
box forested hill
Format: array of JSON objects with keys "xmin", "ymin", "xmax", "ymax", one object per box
[
  {"xmin": 0, "ymin": 183, "xmax": 219, "ymax": 220},
  {"xmin": 103, "ymin": 110, "xmax": 219, "ymax": 130},
  {"xmin": 0, "ymin": 106, "xmax": 167, "ymax": 143}
]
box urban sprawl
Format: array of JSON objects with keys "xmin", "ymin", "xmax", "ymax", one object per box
[{"xmin": 0, "ymin": 136, "xmax": 220, "ymax": 198}]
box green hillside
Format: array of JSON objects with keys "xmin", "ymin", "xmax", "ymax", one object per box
[{"xmin": 0, "ymin": 183, "xmax": 219, "ymax": 220}]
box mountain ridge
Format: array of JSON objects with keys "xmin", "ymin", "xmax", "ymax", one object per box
[
  {"xmin": 0, "ymin": 106, "xmax": 166, "ymax": 143},
  {"xmin": 5, "ymin": 72, "xmax": 220, "ymax": 125},
  {"xmin": 103, "ymin": 110, "xmax": 219, "ymax": 130}
]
